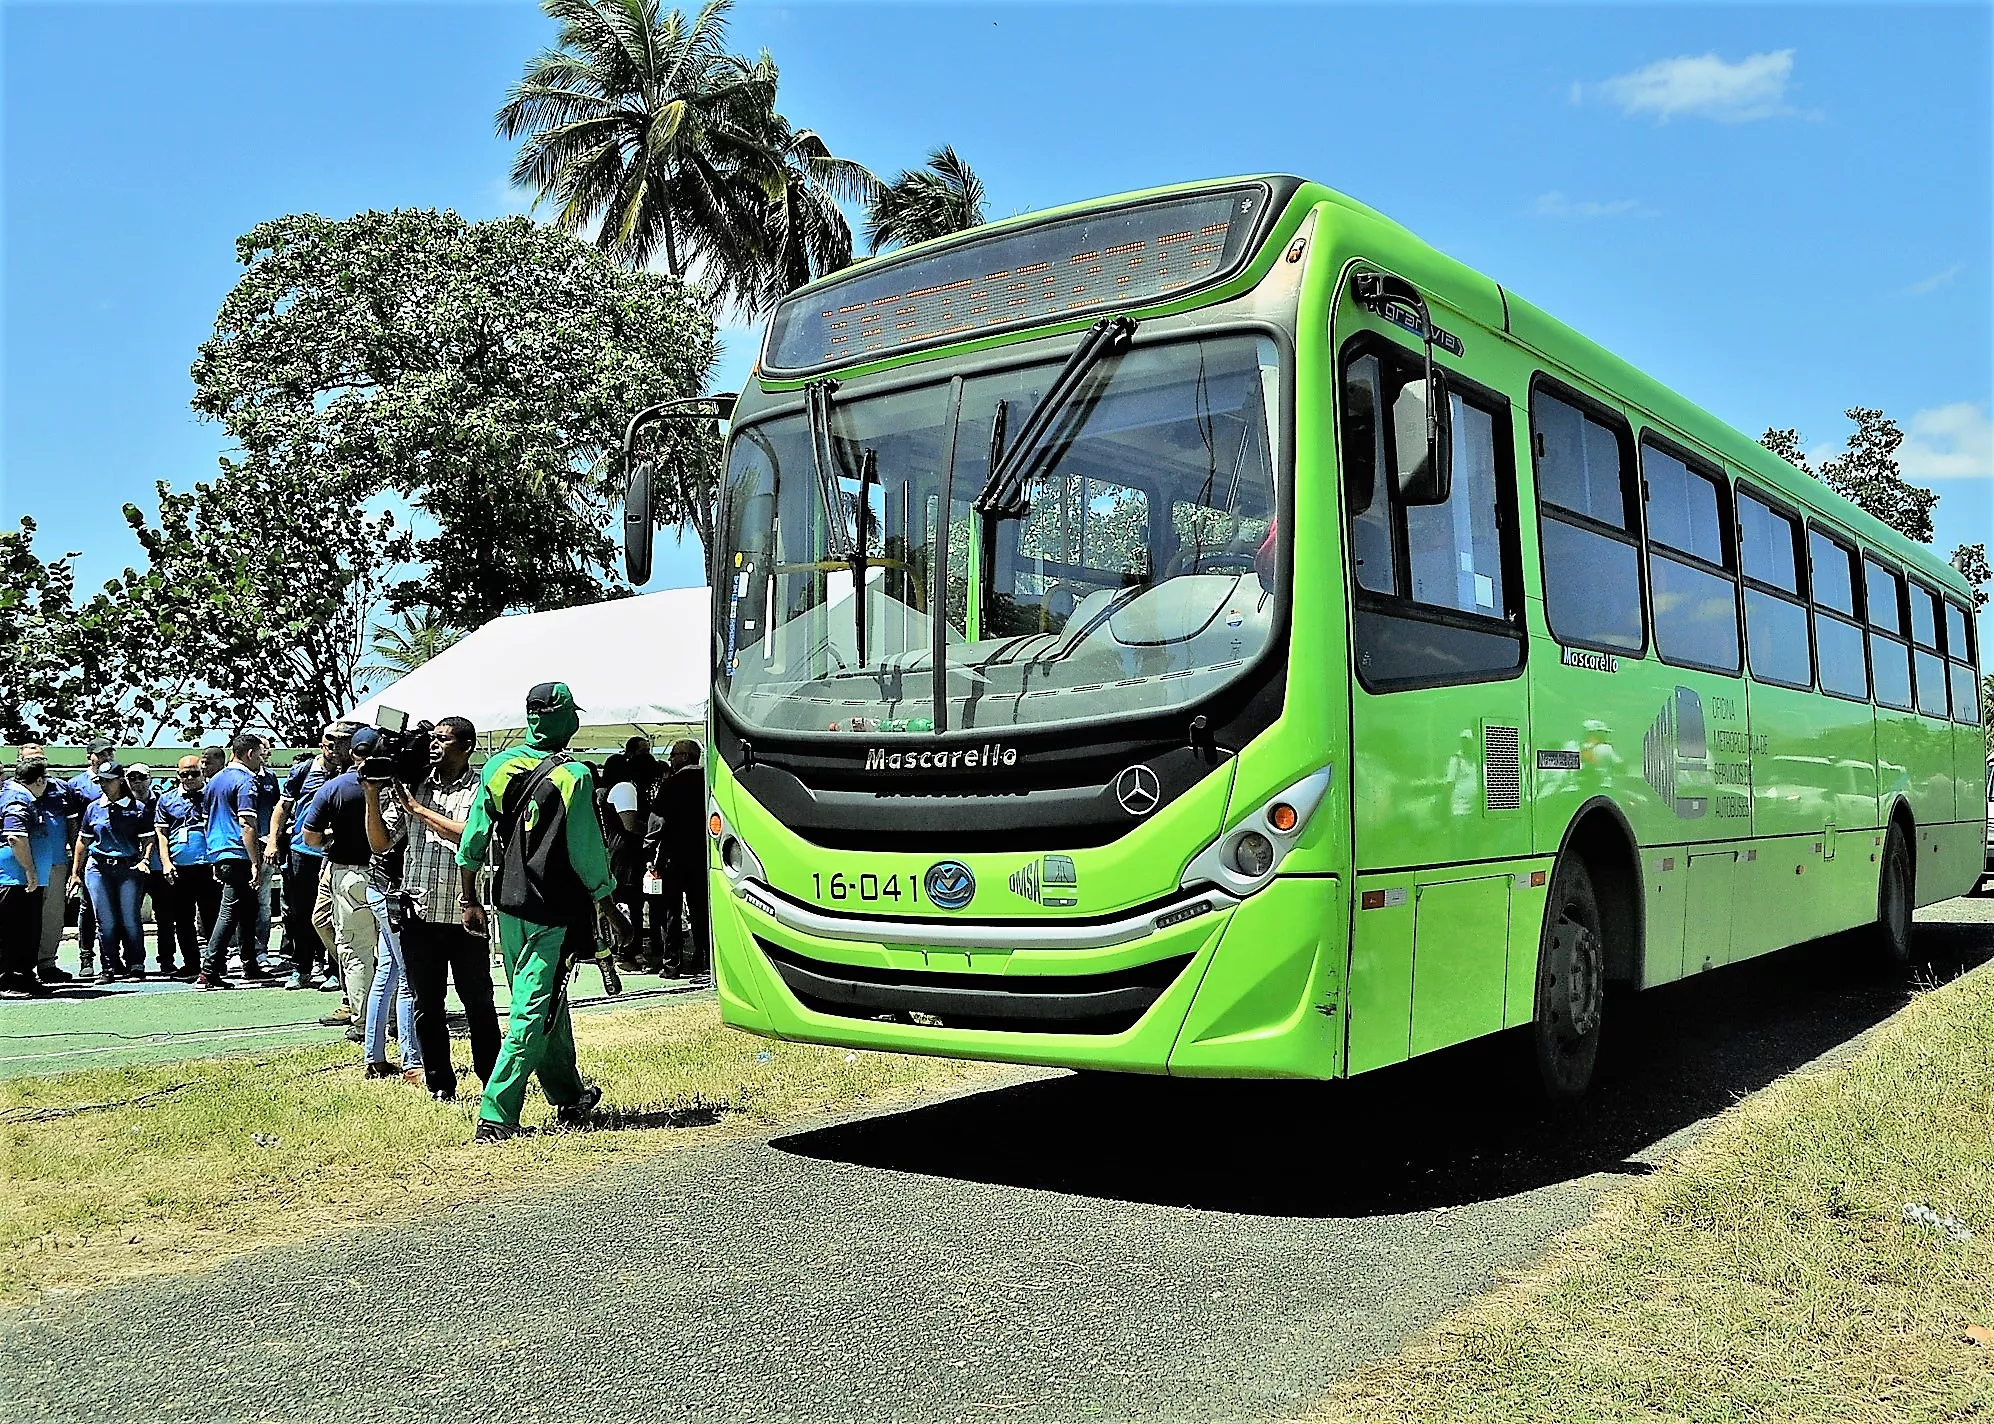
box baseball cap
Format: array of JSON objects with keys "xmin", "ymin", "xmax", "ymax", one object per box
[
  {"xmin": 525, "ymin": 682, "xmax": 582, "ymax": 713},
  {"xmin": 350, "ymin": 727, "xmax": 384, "ymax": 755},
  {"xmin": 124, "ymin": 764, "xmax": 153, "ymax": 780},
  {"xmin": 93, "ymin": 762, "xmax": 128, "ymax": 782},
  {"xmin": 87, "ymin": 737, "xmax": 115, "ymax": 755}
]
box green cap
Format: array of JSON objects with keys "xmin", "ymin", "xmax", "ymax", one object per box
[{"xmin": 524, "ymin": 681, "xmax": 582, "ymax": 713}]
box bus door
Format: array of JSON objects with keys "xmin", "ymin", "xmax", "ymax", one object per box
[{"xmin": 1338, "ymin": 339, "xmax": 1532, "ymax": 1068}]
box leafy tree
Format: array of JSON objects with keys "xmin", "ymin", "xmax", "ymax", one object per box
[
  {"xmin": 1759, "ymin": 409, "xmax": 1937, "ymax": 544},
  {"xmin": 0, "ymin": 518, "xmax": 124, "ymax": 743},
  {"xmin": 865, "ymin": 145, "xmax": 986, "ymax": 254},
  {"xmin": 358, "ymin": 609, "xmax": 468, "ymax": 686},
  {"xmin": 98, "ymin": 466, "xmax": 410, "ymax": 746},
  {"xmin": 1949, "ymin": 542, "xmax": 1988, "ymax": 611},
  {"xmin": 190, "ymin": 209, "xmax": 718, "ymax": 626}
]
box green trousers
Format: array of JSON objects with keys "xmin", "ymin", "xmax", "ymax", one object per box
[{"xmin": 479, "ymin": 913, "xmax": 585, "ymax": 1128}]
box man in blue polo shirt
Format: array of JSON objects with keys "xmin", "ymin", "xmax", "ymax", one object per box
[
  {"xmin": 153, "ymin": 755, "xmax": 214, "ymax": 979},
  {"xmin": 271, "ymin": 724, "xmax": 350, "ymax": 992},
  {"xmin": 2, "ymin": 756, "xmax": 65, "ymax": 999},
  {"xmin": 63, "ymin": 738, "xmax": 117, "ymax": 977},
  {"xmin": 197, "ymin": 733, "xmax": 276, "ymax": 989}
]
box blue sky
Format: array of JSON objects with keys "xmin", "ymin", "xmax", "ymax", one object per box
[{"xmin": 3, "ymin": 1, "xmax": 1989, "ymax": 639}]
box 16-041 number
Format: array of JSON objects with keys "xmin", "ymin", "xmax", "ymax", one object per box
[{"xmin": 811, "ymin": 870, "xmax": 921, "ymax": 905}]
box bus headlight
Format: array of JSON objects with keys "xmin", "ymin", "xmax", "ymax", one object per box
[
  {"xmin": 1181, "ymin": 766, "xmax": 1332, "ymax": 896},
  {"xmin": 1230, "ymin": 830, "xmax": 1276, "ymax": 878}
]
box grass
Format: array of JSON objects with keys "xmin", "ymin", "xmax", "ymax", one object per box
[
  {"xmin": 0, "ymin": 998, "xmax": 998, "ymax": 1304},
  {"xmin": 1317, "ymin": 961, "xmax": 1994, "ymax": 1424}
]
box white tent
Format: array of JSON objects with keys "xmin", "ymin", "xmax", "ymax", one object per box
[{"xmin": 345, "ymin": 586, "xmax": 710, "ymax": 746}]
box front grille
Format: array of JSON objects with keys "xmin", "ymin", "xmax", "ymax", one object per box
[{"xmin": 757, "ymin": 940, "xmax": 1193, "ymax": 1036}]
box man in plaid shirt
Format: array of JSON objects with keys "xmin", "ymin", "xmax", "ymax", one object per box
[{"xmin": 374, "ymin": 716, "xmax": 501, "ymax": 1100}]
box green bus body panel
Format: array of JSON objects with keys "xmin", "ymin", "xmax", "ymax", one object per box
[{"xmin": 708, "ymin": 174, "xmax": 1984, "ymax": 1083}]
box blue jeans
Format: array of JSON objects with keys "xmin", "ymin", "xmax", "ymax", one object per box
[
  {"xmin": 364, "ymin": 886, "xmax": 420, "ymax": 1069},
  {"xmin": 85, "ymin": 862, "xmax": 145, "ymax": 973}
]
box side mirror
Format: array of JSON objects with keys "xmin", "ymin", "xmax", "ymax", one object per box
[
  {"xmin": 623, "ymin": 458, "xmax": 655, "ymax": 586},
  {"xmin": 1392, "ymin": 376, "xmax": 1453, "ymax": 506}
]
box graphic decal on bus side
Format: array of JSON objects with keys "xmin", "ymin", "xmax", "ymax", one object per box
[
  {"xmin": 1643, "ymin": 687, "xmax": 1752, "ymax": 819},
  {"xmin": 1009, "ymin": 855, "xmax": 1079, "ymax": 908}
]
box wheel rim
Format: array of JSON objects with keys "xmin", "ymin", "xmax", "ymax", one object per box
[
  {"xmin": 1548, "ymin": 906, "xmax": 1604, "ymax": 1042},
  {"xmin": 1884, "ymin": 846, "xmax": 1910, "ymax": 947}
]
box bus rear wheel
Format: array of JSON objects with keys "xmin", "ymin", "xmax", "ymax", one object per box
[
  {"xmin": 1873, "ymin": 822, "xmax": 1915, "ymax": 967},
  {"xmin": 1533, "ymin": 857, "xmax": 1606, "ymax": 1101}
]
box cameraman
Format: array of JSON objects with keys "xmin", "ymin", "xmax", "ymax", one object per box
[
  {"xmin": 345, "ymin": 727, "xmax": 421, "ymax": 1083},
  {"xmin": 362, "ymin": 716, "xmax": 499, "ymax": 1100}
]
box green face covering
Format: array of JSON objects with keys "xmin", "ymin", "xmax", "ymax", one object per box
[{"xmin": 526, "ymin": 702, "xmax": 580, "ymax": 752}]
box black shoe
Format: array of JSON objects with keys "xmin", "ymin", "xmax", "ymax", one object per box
[
  {"xmin": 363, "ymin": 1061, "xmax": 398, "ymax": 1079},
  {"xmin": 430, "ymin": 1088, "xmax": 456, "ymax": 1103},
  {"xmin": 0, "ymin": 974, "xmax": 51, "ymax": 999},
  {"xmin": 344, "ymin": 1025, "xmax": 366, "ymax": 1043},
  {"xmin": 37, "ymin": 965, "xmax": 74, "ymax": 984},
  {"xmin": 125, "ymin": 963, "xmax": 146, "ymax": 981},
  {"xmin": 473, "ymin": 1120, "xmax": 517, "ymax": 1145},
  {"xmin": 193, "ymin": 973, "xmax": 235, "ymax": 991},
  {"xmin": 552, "ymin": 1084, "xmax": 602, "ymax": 1129},
  {"xmin": 239, "ymin": 966, "xmax": 272, "ymax": 983},
  {"xmin": 94, "ymin": 969, "xmax": 116, "ymax": 986}
]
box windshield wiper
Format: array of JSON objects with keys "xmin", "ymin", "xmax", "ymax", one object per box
[
  {"xmin": 805, "ymin": 379, "xmax": 856, "ymax": 561},
  {"xmin": 973, "ymin": 316, "xmax": 1136, "ymax": 517}
]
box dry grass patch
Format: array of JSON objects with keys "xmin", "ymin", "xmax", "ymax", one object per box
[
  {"xmin": 0, "ymin": 998, "xmax": 997, "ymax": 1303},
  {"xmin": 1318, "ymin": 964, "xmax": 1994, "ymax": 1424}
]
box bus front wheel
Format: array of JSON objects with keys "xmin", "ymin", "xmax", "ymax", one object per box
[
  {"xmin": 1873, "ymin": 822, "xmax": 1915, "ymax": 966},
  {"xmin": 1533, "ymin": 857, "xmax": 1606, "ymax": 1101}
]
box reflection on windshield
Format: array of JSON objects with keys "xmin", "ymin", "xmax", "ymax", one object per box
[{"xmin": 715, "ymin": 333, "xmax": 1281, "ymax": 737}]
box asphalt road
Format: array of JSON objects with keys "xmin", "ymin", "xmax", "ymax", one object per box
[{"xmin": 5, "ymin": 896, "xmax": 1990, "ymax": 1424}]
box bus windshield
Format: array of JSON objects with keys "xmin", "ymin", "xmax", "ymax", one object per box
[{"xmin": 715, "ymin": 331, "xmax": 1282, "ymax": 737}]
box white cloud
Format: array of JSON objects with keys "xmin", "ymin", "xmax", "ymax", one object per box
[
  {"xmin": 1905, "ymin": 263, "xmax": 1963, "ymax": 296},
  {"xmin": 1592, "ymin": 50, "xmax": 1799, "ymax": 123},
  {"xmin": 489, "ymin": 177, "xmax": 537, "ymax": 215},
  {"xmin": 1899, "ymin": 403, "xmax": 1994, "ymax": 481},
  {"xmin": 1534, "ymin": 191, "xmax": 1640, "ymax": 220}
]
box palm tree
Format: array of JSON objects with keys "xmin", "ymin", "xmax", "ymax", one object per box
[
  {"xmin": 357, "ymin": 610, "xmax": 467, "ymax": 687},
  {"xmin": 864, "ymin": 146, "xmax": 986, "ymax": 254},
  {"xmin": 496, "ymin": 0, "xmax": 775, "ymax": 279},
  {"xmin": 734, "ymin": 55, "xmax": 880, "ymax": 311}
]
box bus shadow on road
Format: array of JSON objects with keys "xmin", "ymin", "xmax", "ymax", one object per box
[{"xmin": 773, "ymin": 914, "xmax": 1993, "ymax": 1217}]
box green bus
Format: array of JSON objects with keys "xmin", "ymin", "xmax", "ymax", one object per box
[{"xmin": 625, "ymin": 175, "xmax": 1986, "ymax": 1097}]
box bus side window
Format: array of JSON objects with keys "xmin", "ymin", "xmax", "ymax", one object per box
[
  {"xmin": 1864, "ymin": 557, "xmax": 1913, "ymax": 711},
  {"xmin": 1944, "ymin": 599, "xmax": 1981, "ymax": 727},
  {"xmin": 1738, "ymin": 489, "xmax": 1811, "ymax": 689},
  {"xmin": 1643, "ymin": 439, "xmax": 1740, "ymax": 674},
  {"xmin": 1530, "ymin": 387, "xmax": 1643, "ymax": 653},
  {"xmin": 1910, "ymin": 583, "xmax": 1949, "ymax": 719},
  {"xmin": 1341, "ymin": 341, "xmax": 1521, "ymax": 687},
  {"xmin": 1809, "ymin": 528, "xmax": 1868, "ymax": 700}
]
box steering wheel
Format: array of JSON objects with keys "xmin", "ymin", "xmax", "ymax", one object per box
[{"xmin": 1164, "ymin": 548, "xmax": 1258, "ymax": 579}]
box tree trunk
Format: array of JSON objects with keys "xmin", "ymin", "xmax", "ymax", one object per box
[{"xmin": 660, "ymin": 196, "xmax": 682, "ymax": 279}]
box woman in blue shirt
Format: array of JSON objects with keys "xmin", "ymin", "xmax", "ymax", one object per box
[{"xmin": 67, "ymin": 764, "xmax": 156, "ymax": 983}]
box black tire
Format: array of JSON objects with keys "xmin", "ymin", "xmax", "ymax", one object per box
[
  {"xmin": 1533, "ymin": 855, "xmax": 1607, "ymax": 1101},
  {"xmin": 1873, "ymin": 822, "xmax": 1915, "ymax": 966}
]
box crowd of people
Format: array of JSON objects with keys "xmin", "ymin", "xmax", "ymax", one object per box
[{"xmin": 0, "ymin": 687, "xmax": 712, "ymax": 1140}]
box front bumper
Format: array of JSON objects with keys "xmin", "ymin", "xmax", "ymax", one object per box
[{"xmin": 712, "ymin": 870, "xmax": 1347, "ymax": 1079}]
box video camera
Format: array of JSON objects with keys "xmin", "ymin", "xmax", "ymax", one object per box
[{"xmin": 360, "ymin": 706, "xmax": 435, "ymax": 786}]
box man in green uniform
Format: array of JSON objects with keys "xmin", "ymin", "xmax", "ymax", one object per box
[{"xmin": 457, "ymin": 682, "xmax": 631, "ymax": 1143}]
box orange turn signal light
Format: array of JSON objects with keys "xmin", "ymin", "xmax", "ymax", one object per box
[
  {"xmin": 1268, "ymin": 802, "xmax": 1298, "ymax": 833},
  {"xmin": 708, "ymin": 813, "xmax": 723, "ymax": 838}
]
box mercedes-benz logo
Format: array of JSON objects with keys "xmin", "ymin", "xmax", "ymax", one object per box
[{"xmin": 1113, "ymin": 764, "xmax": 1162, "ymax": 817}]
